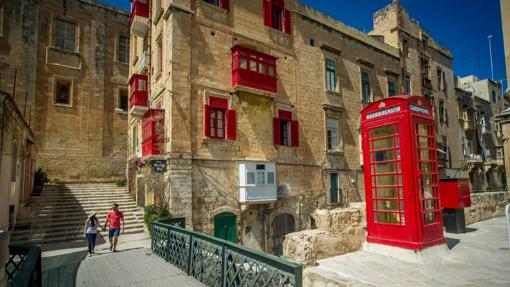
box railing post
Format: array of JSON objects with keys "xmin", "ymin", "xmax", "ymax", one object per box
[
  {"xmin": 221, "ymin": 243, "xmax": 226, "ymax": 287},
  {"xmin": 36, "ymin": 248, "xmax": 42, "ymax": 287},
  {"xmin": 187, "ymin": 233, "xmax": 193, "ymax": 276},
  {"xmin": 505, "ymin": 203, "xmax": 510, "ymax": 249}
]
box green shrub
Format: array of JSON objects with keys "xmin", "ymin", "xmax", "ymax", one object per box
[
  {"xmin": 144, "ymin": 205, "xmax": 170, "ymax": 235},
  {"xmin": 34, "ymin": 168, "xmax": 49, "ymax": 186},
  {"xmin": 116, "ymin": 178, "xmax": 127, "ymax": 187}
]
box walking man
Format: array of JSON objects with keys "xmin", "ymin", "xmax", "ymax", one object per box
[{"xmin": 104, "ymin": 203, "xmax": 125, "ymax": 252}]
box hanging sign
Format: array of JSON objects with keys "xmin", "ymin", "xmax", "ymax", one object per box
[{"xmin": 151, "ymin": 160, "xmax": 167, "ymax": 173}]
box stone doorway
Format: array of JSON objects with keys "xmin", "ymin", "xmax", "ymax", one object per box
[
  {"xmin": 214, "ymin": 212, "xmax": 237, "ymax": 243},
  {"xmin": 272, "ymin": 213, "xmax": 295, "ymax": 256}
]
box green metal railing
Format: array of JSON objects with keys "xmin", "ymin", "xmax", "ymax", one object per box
[
  {"xmin": 152, "ymin": 220, "xmax": 302, "ymax": 287},
  {"xmin": 5, "ymin": 244, "xmax": 42, "ymax": 287}
]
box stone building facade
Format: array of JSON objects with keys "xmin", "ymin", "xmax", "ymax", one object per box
[
  {"xmin": 127, "ymin": 0, "xmax": 401, "ymax": 254},
  {"xmin": 369, "ymin": 1, "xmax": 464, "ymax": 175},
  {"xmin": 456, "ymin": 76, "xmax": 506, "ymax": 191},
  {"xmin": 0, "ymin": 91, "xmax": 36, "ymax": 287},
  {"xmin": 0, "ymin": 0, "xmax": 130, "ymax": 183},
  {"xmin": 502, "ymin": 0, "xmax": 510, "ymax": 88}
]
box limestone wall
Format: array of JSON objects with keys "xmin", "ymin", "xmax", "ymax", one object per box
[
  {"xmin": 465, "ymin": 191, "xmax": 510, "ymax": 225},
  {"xmin": 283, "ymin": 203, "xmax": 366, "ymax": 266}
]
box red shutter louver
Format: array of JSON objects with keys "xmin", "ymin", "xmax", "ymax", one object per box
[
  {"xmin": 283, "ymin": 9, "xmax": 291, "ymax": 34},
  {"xmin": 291, "ymin": 120, "xmax": 299, "ymax": 147},
  {"xmin": 204, "ymin": 104, "xmax": 211, "ymax": 138},
  {"xmin": 220, "ymin": 0, "xmax": 229, "ymax": 11},
  {"xmin": 263, "ymin": 0, "xmax": 272, "ymax": 27},
  {"xmin": 273, "ymin": 117, "xmax": 281, "ymax": 145},
  {"xmin": 226, "ymin": 109, "xmax": 237, "ymax": 140}
]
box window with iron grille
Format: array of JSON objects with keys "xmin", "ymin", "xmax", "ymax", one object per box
[{"xmin": 55, "ymin": 20, "xmax": 76, "ymax": 51}]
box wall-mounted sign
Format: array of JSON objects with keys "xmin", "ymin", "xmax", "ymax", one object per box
[
  {"xmin": 366, "ymin": 106, "xmax": 401, "ymax": 120},
  {"xmin": 410, "ymin": 105, "xmax": 431, "ymax": 115},
  {"xmin": 151, "ymin": 160, "xmax": 167, "ymax": 173}
]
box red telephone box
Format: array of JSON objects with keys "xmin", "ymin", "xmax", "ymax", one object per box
[{"xmin": 361, "ymin": 96, "xmax": 445, "ymax": 250}]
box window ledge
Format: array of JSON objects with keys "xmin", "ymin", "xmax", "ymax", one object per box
[
  {"xmin": 326, "ymin": 149, "xmax": 344, "ymax": 155},
  {"xmin": 327, "ymin": 202, "xmax": 344, "ymax": 208},
  {"xmin": 49, "ymin": 46, "xmax": 80, "ymax": 56},
  {"xmin": 325, "ymin": 90, "xmax": 342, "ymax": 98},
  {"xmin": 54, "ymin": 103, "xmax": 73, "ymax": 108},
  {"xmin": 266, "ymin": 26, "xmax": 291, "ymax": 37},
  {"xmin": 115, "ymin": 108, "xmax": 128, "ymax": 114}
]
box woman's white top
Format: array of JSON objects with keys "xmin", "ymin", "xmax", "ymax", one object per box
[{"xmin": 86, "ymin": 218, "xmax": 98, "ymax": 234}]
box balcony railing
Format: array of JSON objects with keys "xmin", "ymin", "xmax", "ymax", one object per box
[
  {"xmin": 129, "ymin": 0, "xmax": 149, "ymax": 37},
  {"xmin": 5, "ymin": 244, "xmax": 42, "ymax": 287},
  {"xmin": 152, "ymin": 220, "xmax": 302, "ymax": 287}
]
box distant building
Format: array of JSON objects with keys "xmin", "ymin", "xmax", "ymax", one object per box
[
  {"xmin": 370, "ymin": 1, "xmax": 464, "ymax": 177},
  {"xmin": 0, "ymin": 0, "xmax": 130, "ymax": 183},
  {"xmin": 457, "ymin": 76, "xmax": 506, "ymax": 191}
]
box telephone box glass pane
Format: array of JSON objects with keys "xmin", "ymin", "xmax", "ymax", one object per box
[
  {"xmin": 369, "ymin": 124, "xmax": 405, "ymax": 225},
  {"xmin": 415, "ymin": 123, "xmax": 440, "ymax": 226}
]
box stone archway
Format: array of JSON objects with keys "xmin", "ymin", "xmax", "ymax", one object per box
[{"xmin": 271, "ymin": 213, "xmax": 295, "ymax": 256}]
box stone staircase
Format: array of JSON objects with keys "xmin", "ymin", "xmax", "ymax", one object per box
[{"xmin": 12, "ymin": 183, "xmax": 145, "ymax": 245}]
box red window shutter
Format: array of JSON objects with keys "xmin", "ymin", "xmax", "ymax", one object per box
[
  {"xmin": 263, "ymin": 0, "xmax": 272, "ymax": 27},
  {"xmin": 220, "ymin": 0, "xmax": 229, "ymax": 11},
  {"xmin": 204, "ymin": 104, "xmax": 211, "ymax": 138},
  {"xmin": 273, "ymin": 117, "xmax": 281, "ymax": 145},
  {"xmin": 284, "ymin": 9, "xmax": 291, "ymax": 34},
  {"xmin": 226, "ymin": 109, "xmax": 237, "ymax": 140},
  {"xmin": 291, "ymin": 120, "xmax": 299, "ymax": 147}
]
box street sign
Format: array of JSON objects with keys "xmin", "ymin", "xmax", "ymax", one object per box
[{"xmin": 152, "ymin": 160, "xmax": 167, "ymax": 173}]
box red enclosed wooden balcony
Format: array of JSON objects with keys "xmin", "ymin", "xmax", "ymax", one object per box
[
  {"xmin": 129, "ymin": 74, "xmax": 148, "ymax": 117},
  {"xmin": 142, "ymin": 109, "xmax": 165, "ymax": 158},
  {"xmin": 232, "ymin": 45, "xmax": 277, "ymax": 94},
  {"xmin": 129, "ymin": 0, "xmax": 149, "ymax": 37}
]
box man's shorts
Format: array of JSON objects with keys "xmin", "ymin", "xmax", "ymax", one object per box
[{"xmin": 109, "ymin": 228, "xmax": 121, "ymax": 237}]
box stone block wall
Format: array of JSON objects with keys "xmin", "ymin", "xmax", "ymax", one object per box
[
  {"xmin": 283, "ymin": 203, "xmax": 366, "ymax": 266},
  {"xmin": 465, "ymin": 191, "xmax": 510, "ymax": 225}
]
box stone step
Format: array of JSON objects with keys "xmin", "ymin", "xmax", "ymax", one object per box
[
  {"xmin": 13, "ymin": 222, "xmax": 145, "ymax": 236},
  {"xmin": 30, "ymin": 199, "xmax": 136, "ymax": 210},
  {"xmin": 12, "ymin": 228, "xmax": 145, "ymax": 244},
  {"xmin": 29, "ymin": 205, "xmax": 141, "ymax": 214},
  {"xmin": 35, "ymin": 190, "xmax": 129, "ymax": 195},
  {"xmin": 15, "ymin": 214, "xmax": 143, "ymax": 230},
  {"xmin": 32, "ymin": 194, "xmax": 133, "ymax": 200},
  {"xmin": 40, "ymin": 187, "xmax": 127, "ymax": 192}
]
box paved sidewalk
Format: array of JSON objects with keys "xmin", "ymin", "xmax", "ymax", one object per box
[
  {"xmin": 76, "ymin": 248, "xmax": 204, "ymax": 287},
  {"xmin": 306, "ymin": 217, "xmax": 510, "ymax": 287}
]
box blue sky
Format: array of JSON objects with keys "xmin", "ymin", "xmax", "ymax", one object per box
[{"xmin": 106, "ymin": 0, "xmax": 507, "ymax": 90}]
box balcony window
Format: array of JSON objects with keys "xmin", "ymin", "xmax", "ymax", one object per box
[
  {"xmin": 128, "ymin": 74, "xmax": 148, "ymax": 111},
  {"xmin": 141, "ymin": 109, "xmax": 165, "ymax": 158},
  {"xmin": 232, "ymin": 45, "xmax": 277, "ymax": 93},
  {"xmin": 274, "ymin": 110, "xmax": 298, "ymax": 147},
  {"xmin": 204, "ymin": 97, "xmax": 236, "ymax": 140},
  {"xmin": 130, "ymin": 0, "xmax": 149, "ymax": 37},
  {"xmin": 55, "ymin": 20, "xmax": 76, "ymax": 52},
  {"xmin": 203, "ymin": 0, "xmax": 229, "ymax": 10},
  {"xmin": 263, "ymin": 0, "xmax": 291, "ymax": 34},
  {"xmin": 239, "ymin": 162, "xmax": 277, "ymax": 203}
]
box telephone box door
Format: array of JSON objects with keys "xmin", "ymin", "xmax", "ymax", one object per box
[{"xmin": 412, "ymin": 117, "xmax": 443, "ymax": 244}]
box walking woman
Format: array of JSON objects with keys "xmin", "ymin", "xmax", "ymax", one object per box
[{"xmin": 84, "ymin": 211, "xmax": 101, "ymax": 256}]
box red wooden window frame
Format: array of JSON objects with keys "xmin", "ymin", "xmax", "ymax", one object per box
[
  {"xmin": 204, "ymin": 97, "xmax": 236, "ymax": 140},
  {"xmin": 128, "ymin": 74, "xmax": 148, "ymax": 109},
  {"xmin": 203, "ymin": 0, "xmax": 229, "ymax": 11},
  {"xmin": 274, "ymin": 110, "xmax": 298, "ymax": 147},
  {"xmin": 141, "ymin": 109, "xmax": 165, "ymax": 158},
  {"xmin": 263, "ymin": 0, "xmax": 291, "ymax": 34},
  {"xmin": 232, "ymin": 45, "xmax": 277, "ymax": 93}
]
